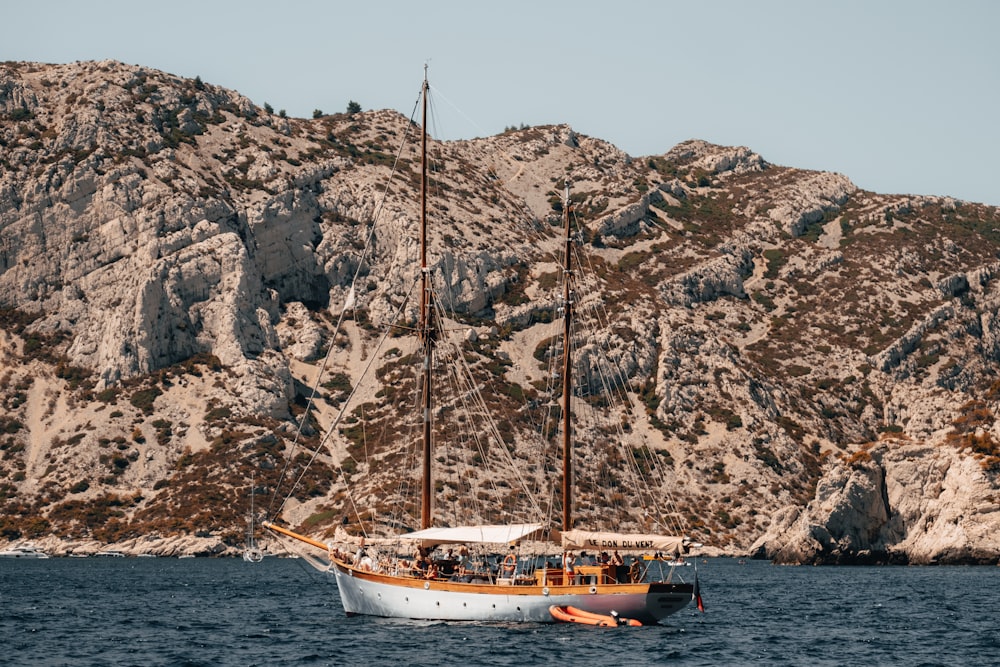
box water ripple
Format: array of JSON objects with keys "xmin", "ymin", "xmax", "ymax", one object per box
[{"xmin": 2, "ymin": 558, "xmax": 998, "ymax": 666}]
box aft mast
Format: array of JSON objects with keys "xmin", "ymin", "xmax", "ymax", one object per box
[
  {"xmin": 419, "ymin": 66, "xmax": 434, "ymax": 530},
  {"xmin": 561, "ymin": 183, "xmax": 573, "ymax": 532}
]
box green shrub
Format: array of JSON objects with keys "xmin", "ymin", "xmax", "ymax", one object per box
[
  {"xmin": 762, "ymin": 248, "xmax": 786, "ymax": 279},
  {"xmin": 129, "ymin": 387, "xmax": 162, "ymax": 415}
]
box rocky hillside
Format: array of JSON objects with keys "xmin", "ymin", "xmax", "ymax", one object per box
[{"xmin": 1, "ymin": 60, "xmax": 999, "ymax": 562}]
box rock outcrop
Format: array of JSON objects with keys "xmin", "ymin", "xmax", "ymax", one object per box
[{"xmin": 750, "ymin": 442, "xmax": 1000, "ymax": 564}]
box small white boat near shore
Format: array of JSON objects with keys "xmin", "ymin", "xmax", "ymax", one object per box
[{"xmin": 0, "ymin": 543, "xmax": 51, "ymax": 559}]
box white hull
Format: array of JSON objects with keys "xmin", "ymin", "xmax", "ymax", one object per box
[
  {"xmin": 0, "ymin": 545, "xmax": 50, "ymax": 559},
  {"xmin": 330, "ymin": 562, "xmax": 692, "ymax": 624},
  {"xmin": 0, "ymin": 552, "xmax": 49, "ymax": 559}
]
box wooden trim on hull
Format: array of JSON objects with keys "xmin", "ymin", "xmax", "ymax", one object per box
[{"xmin": 338, "ymin": 559, "xmax": 665, "ymax": 595}]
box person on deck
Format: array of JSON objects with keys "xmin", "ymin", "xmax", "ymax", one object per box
[
  {"xmin": 563, "ymin": 551, "xmax": 575, "ymax": 584},
  {"xmin": 576, "ymin": 551, "xmax": 595, "ymax": 584},
  {"xmin": 453, "ymin": 546, "xmax": 473, "ymax": 582},
  {"xmin": 610, "ymin": 549, "xmax": 626, "ymax": 583},
  {"xmin": 439, "ymin": 547, "xmax": 457, "ymax": 576}
]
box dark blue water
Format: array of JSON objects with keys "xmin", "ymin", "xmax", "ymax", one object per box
[{"xmin": 1, "ymin": 557, "xmax": 997, "ymax": 666}]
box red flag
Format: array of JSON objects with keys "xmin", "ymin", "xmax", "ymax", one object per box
[{"xmin": 693, "ymin": 570, "xmax": 705, "ymax": 612}]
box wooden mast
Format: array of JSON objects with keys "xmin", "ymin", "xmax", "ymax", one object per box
[
  {"xmin": 561, "ymin": 183, "xmax": 573, "ymax": 532},
  {"xmin": 419, "ymin": 66, "xmax": 433, "ymax": 530}
]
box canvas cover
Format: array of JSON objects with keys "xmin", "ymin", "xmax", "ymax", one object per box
[
  {"xmin": 401, "ymin": 523, "xmax": 544, "ymax": 545},
  {"xmin": 560, "ymin": 529, "xmax": 687, "ymax": 553}
]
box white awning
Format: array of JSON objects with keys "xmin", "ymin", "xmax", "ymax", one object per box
[
  {"xmin": 400, "ymin": 523, "xmax": 544, "ymax": 545},
  {"xmin": 560, "ymin": 529, "xmax": 687, "ymax": 553}
]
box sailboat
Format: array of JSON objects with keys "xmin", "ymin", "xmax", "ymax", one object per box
[
  {"xmin": 243, "ymin": 475, "xmax": 264, "ymax": 563},
  {"xmin": 263, "ymin": 69, "xmax": 697, "ymax": 624}
]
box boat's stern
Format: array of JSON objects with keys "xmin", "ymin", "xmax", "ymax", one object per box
[{"xmin": 644, "ymin": 582, "xmax": 694, "ymax": 621}]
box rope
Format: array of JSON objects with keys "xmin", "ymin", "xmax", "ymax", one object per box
[{"xmin": 266, "ymin": 81, "xmax": 425, "ymax": 523}]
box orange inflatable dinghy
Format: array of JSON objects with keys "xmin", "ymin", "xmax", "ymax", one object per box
[{"xmin": 549, "ymin": 605, "xmax": 642, "ymax": 627}]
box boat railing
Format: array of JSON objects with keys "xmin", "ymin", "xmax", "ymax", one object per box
[{"xmin": 341, "ymin": 547, "xmax": 667, "ymax": 588}]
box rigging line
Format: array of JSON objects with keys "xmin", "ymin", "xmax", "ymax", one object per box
[
  {"xmin": 290, "ymin": 277, "xmax": 422, "ymax": 535},
  {"xmin": 427, "ymin": 83, "xmax": 551, "ymax": 249},
  {"xmin": 542, "ymin": 188, "xmax": 685, "ymax": 534},
  {"xmin": 427, "ymin": 80, "xmax": 526, "ymax": 190},
  {"xmin": 564, "ymin": 204, "xmax": 666, "ymax": 530},
  {"xmin": 270, "ymin": 275, "xmax": 422, "ymax": 528},
  {"xmin": 383, "ymin": 282, "xmax": 453, "ymax": 535},
  {"xmin": 265, "ymin": 83, "xmax": 425, "ymax": 521},
  {"xmin": 454, "ymin": 350, "xmax": 532, "ymax": 522},
  {"xmin": 447, "ymin": 348, "xmax": 535, "ymax": 523},
  {"xmin": 428, "ymin": 297, "xmax": 543, "ymax": 522},
  {"xmin": 425, "ymin": 88, "xmax": 442, "ymax": 154},
  {"xmin": 586, "ymin": 314, "xmax": 682, "ymax": 530},
  {"xmin": 434, "ymin": 343, "xmax": 495, "ymax": 523},
  {"xmin": 571, "ymin": 225, "xmax": 685, "ymax": 534},
  {"xmin": 571, "ymin": 245, "xmax": 650, "ymax": 514},
  {"xmin": 441, "ymin": 321, "xmax": 547, "ymax": 521},
  {"xmin": 388, "ymin": 383, "xmax": 424, "ymax": 533},
  {"xmin": 588, "ymin": 338, "xmax": 651, "ymax": 520},
  {"xmin": 385, "ymin": 316, "xmax": 434, "ymax": 533},
  {"xmin": 347, "ymin": 279, "xmax": 432, "ymax": 539},
  {"xmin": 426, "ymin": 83, "xmax": 493, "ymax": 142},
  {"xmin": 537, "ymin": 317, "xmax": 563, "ymax": 494}
]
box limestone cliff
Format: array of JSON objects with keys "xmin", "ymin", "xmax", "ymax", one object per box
[
  {"xmin": 1, "ymin": 61, "xmax": 998, "ymax": 561},
  {"xmin": 750, "ymin": 436, "xmax": 1000, "ymax": 565}
]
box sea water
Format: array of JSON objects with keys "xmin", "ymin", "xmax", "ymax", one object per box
[{"xmin": 1, "ymin": 556, "xmax": 997, "ymax": 666}]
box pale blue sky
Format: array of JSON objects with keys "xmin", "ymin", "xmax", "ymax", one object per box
[{"xmin": 5, "ymin": 0, "xmax": 998, "ymax": 205}]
